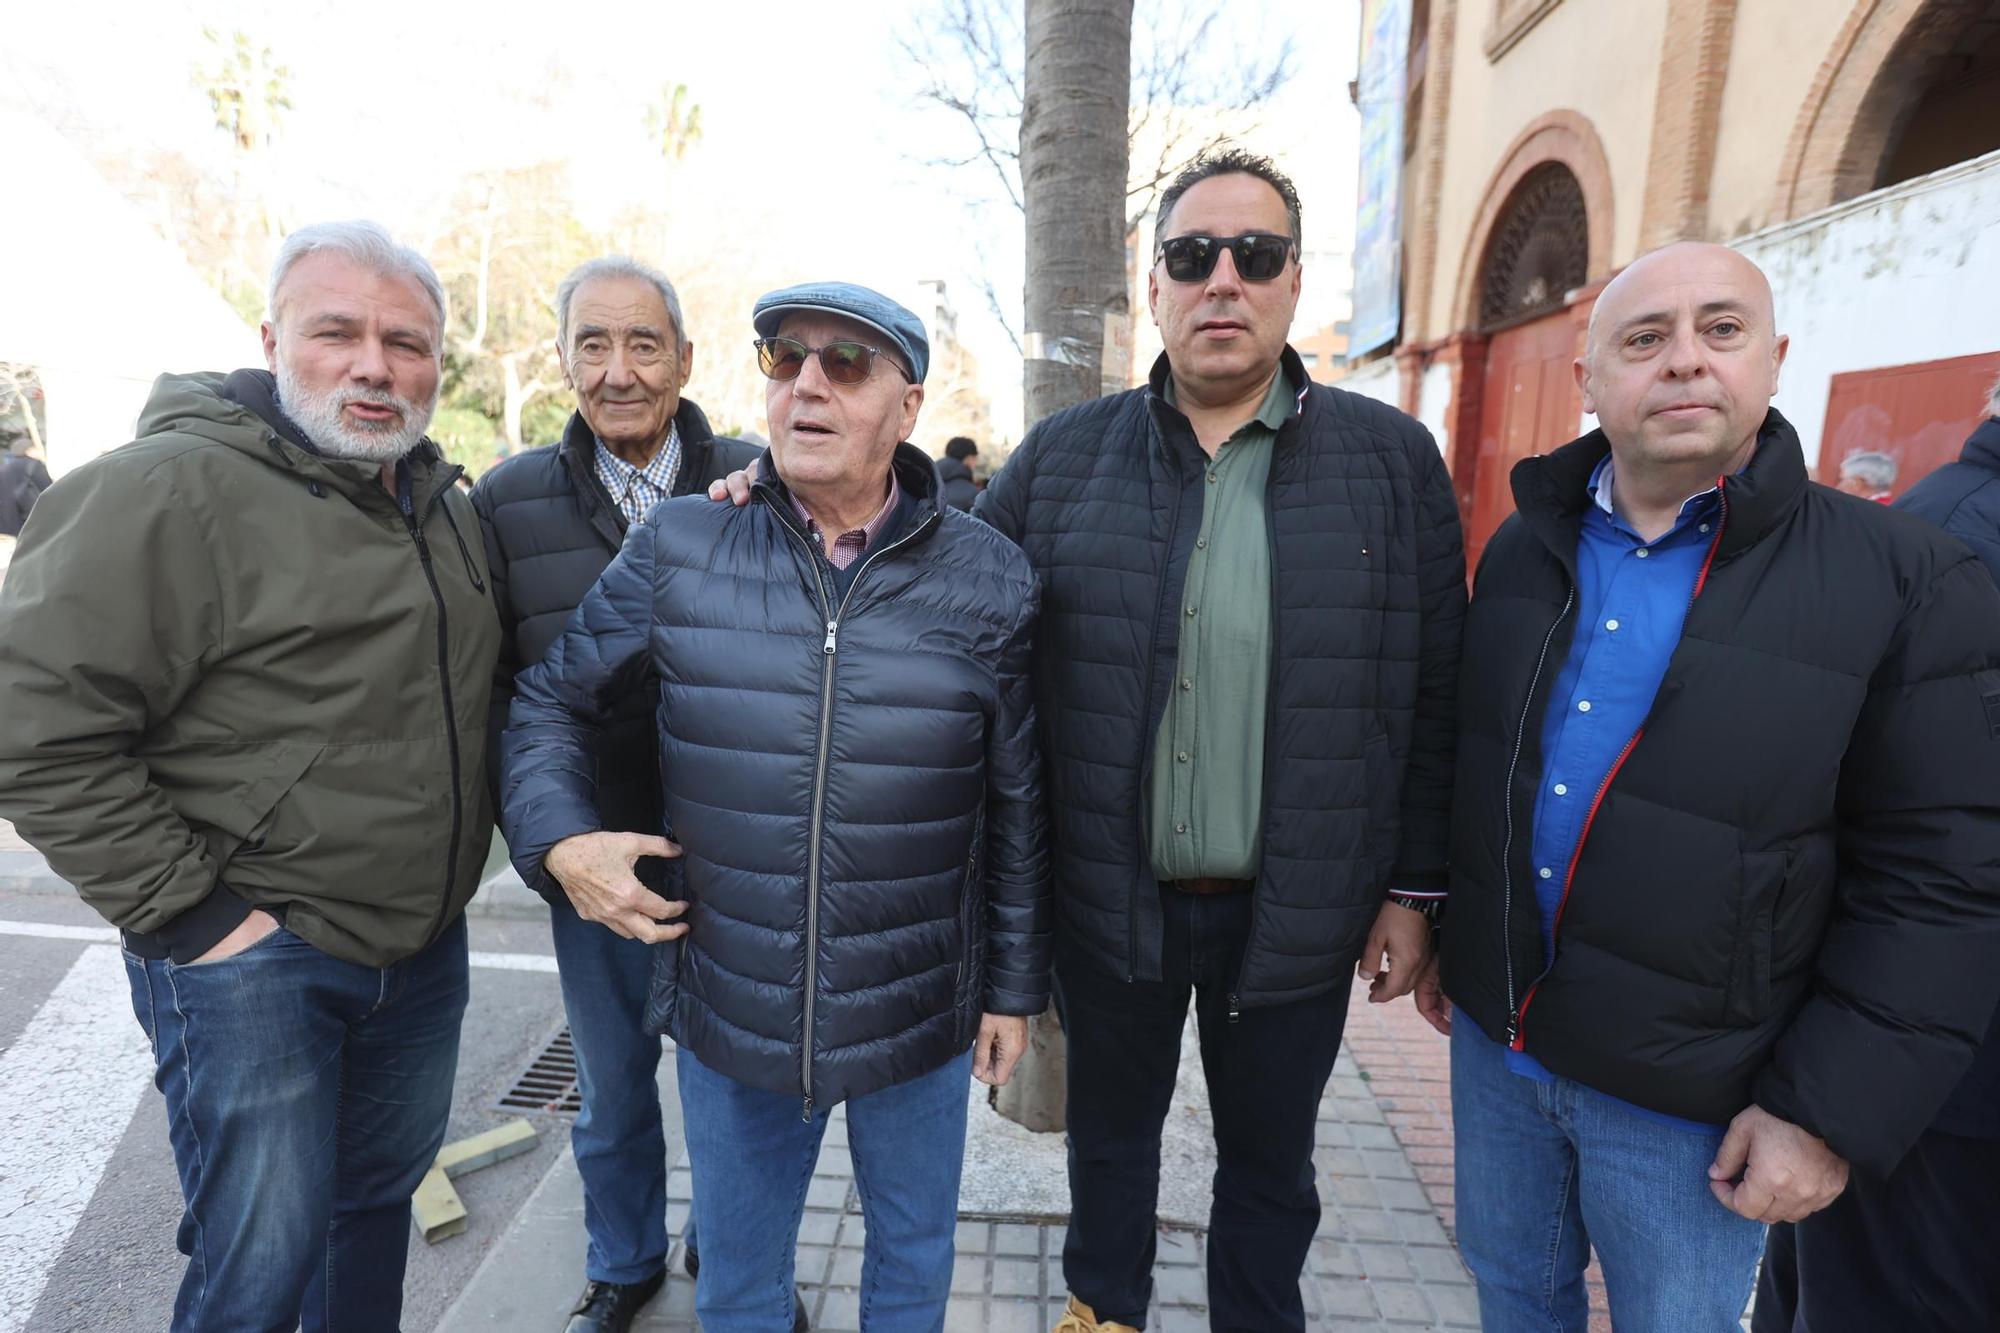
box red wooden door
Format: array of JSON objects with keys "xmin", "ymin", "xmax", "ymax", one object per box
[
  {"xmin": 1817, "ymin": 351, "xmax": 2000, "ymax": 500},
  {"xmin": 1466, "ymin": 309, "xmax": 1582, "ymax": 572}
]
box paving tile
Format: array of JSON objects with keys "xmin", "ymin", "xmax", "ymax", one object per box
[
  {"xmin": 950, "ymin": 1252, "xmax": 987, "ymax": 1295},
  {"xmin": 1373, "ymin": 1279, "xmax": 1433, "ymax": 1322},
  {"xmin": 816, "ymin": 1288, "xmax": 861, "ymax": 1331},
  {"xmin": 990, "ymin": 1257, "xmax": 1041, "ymax": 1299},
  {"xmin": 805, "ymin": 1176, "xmax": 850, "ymax": 1210},
  {"xmin": 994, "ymin": 1222, "xmax": 1042, "ymax": 1256},
  {"xmin": 1429, "ymin": 1279, "xmax": 1483, "ymax": 1326},
  {"xmin": 985, "ymin": 1298, "xmax": 1044, "ymax": 1333},
  {"xmin": 1153, "ymin": 1263, "xmax": 1206, "ymax": 1306},
  {"xmin": 956, "ymin": 1221, "xmax": 993, "ymax": 1252}
]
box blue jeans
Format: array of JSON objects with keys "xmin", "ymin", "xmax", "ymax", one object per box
[
  {"xmin": 123, "ymin": 916, "xmax": 468, "ymax": 1333},
  {"xmin": 1450, "ymin": 1019, "xmax": 1764, "ymax": 1332},
  {"xmin": 550, "ymin": 898, "xmax": 670, "ymax": 1282},
  {"xmin": 677, "ymin": 1046, "xmax": 972, "ymax": 1333}
]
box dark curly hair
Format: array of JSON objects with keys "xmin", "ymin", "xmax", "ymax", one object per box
[{"xmin": 1155, "ymin": 148, "xmax": 1303, "ymax": 249}]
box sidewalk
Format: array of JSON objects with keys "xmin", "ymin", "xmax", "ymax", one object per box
[{"xmin": 440, "ymin": 992, "xmax": 1484, "ymax": 1333}]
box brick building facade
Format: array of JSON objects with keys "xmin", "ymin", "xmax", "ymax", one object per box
[{"xmin": 1347, "ymin": 0, "xmax": 2000, "ymax": 560}]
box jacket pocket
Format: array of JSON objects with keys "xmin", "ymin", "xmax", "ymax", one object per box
[
  {"xmin": 153, "ymin": 742, "xmax": 326, "ymax": 882},
  {"xmin": 1724, "ymin": 847, "xmax": 1786, "ymax": 1026}
]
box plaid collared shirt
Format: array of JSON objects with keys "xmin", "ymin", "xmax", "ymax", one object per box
[
  {"xmin": 593, "ymin": 423, "xmax": 682, "ymax": 526},
  {"xmin": 789, "ymin": 471, "xmax": 902, "ymax": 571}
]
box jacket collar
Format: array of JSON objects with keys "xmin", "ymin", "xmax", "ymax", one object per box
[
  {"xmin": 1145, "ymin": 345, "xmax": 1310, "ymax": 434},
  {"xmin": 218, "ymin": 367, "xmax": 452, "ymax": 510},
  {"xmin": 1963, "ymin": 417, "xmax": 2000, "ymax": 472},
  {"xmin": 752, "ymin": 441, "xmax": 946, "ymax": 551},
  {"xmin": 1511, "ymin": 407, "xmax": 1808, "ymax": 568},
  {"xmin": 559, "ymin": 396, "xmax": 721, "ymax": 501}
]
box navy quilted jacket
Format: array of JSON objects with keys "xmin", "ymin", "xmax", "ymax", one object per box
[
  {"xmin": 975, "ymin": 349, "xmax": 1466, "ymax": 1008},
  {"xmin": 472, "ymin": 402, "xmax": 757, "ymax": 849},
  {"xmin": 499, "ymin": 445, "xmax": 1051, "ymax": 1108}
]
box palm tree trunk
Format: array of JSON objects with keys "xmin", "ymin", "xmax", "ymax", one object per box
[{"xmin": 996, "ymin": 0, "xmax": 1133, "ymax": 1132}]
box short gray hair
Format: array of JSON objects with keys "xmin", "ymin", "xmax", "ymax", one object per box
[
  {"xmin": 555, "ymin": 256, "xmax": 689, "ymax": 354},
  {"xmin": 268, "ymin": 220, "xmax": 446, "ymax": 335},
  {"xmin": 1840, "ymin": 450, "xmax": 1899, "ymax": 491}
]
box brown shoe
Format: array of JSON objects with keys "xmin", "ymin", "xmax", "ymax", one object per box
[{"xmin": 1051, "ymin": 1295, "xmax": 1140, "ymax": 1333}]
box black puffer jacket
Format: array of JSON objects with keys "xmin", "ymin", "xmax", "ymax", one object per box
[
  {"xmin": 937, "ymin": 455, "xmax": 978, "ymax": 512},
  {"xmin": 1893, "ymin": 415, "xmax": 2000, "ymax": 1140},
  {"xmin": 976, "ymin": 349, "xmax": 1465, "ymax": 1008},
  {"xmin": 472, "ymin": 402, "xmax": 757, "ymax": 851},
  {"xmin": 500, "ymin": 445, "xmax": 1051, "ymax": 1108},
  {"xmin": 1442, "ymin": 410, "xmax": 2000, "ymax": 1175}
]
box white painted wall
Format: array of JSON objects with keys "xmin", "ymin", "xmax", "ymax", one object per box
[
  {"xmin": 1417, "ymin": 361, "xmax": 1455, "ymax": 460},
  {"xmin": 1339, "ymin": 357, "xmax": 1401, "ymax": 408},
  {"xmin": 1733, "ymin": 148, "xmax": 2000, "ymax": 472}
]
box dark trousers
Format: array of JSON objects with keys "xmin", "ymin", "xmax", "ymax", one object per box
[
  {"xmin": 1753, "ymin": 1128, "xmax": 2000, "ymax": 1332},
  {"xmin": 1055, "ymin": 887, "xmax": 1350, "ymax": 1332}
]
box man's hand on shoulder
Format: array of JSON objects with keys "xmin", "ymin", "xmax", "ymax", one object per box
[
  {"xmin": 1708, "ymin": 1103, "xmax": 1850, "ymax": 1223},
  {"xmin": 545, "ymin": 831, "xmax": 688, "ymax": 943},
  {"xmin": 705, "ymin": 457, "xmax": 763, "ymax": 507}
]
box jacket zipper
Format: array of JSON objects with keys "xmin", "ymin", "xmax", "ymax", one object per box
[
  {"xmin": 1499, "ymin": 588, "xmax": 1574, "ymax": 1044},
  {"xmin": 1227, "ymin": 413, "xmax": 1293, "ymax": 1023},
  {"xmin": 1507, "ymin": 479, "xmax": 1730, "ymax": 1049},
  {"xmin": 407, "ymin": 468, "xmax": 469, "ymax": 949},
  {"xmin": 1129, "ymin": 431, "xmax": 1188, "ymax": 983},
  {"xmin": 770, "ymin": 495, "xmax": 939, "ymax": 1119}
]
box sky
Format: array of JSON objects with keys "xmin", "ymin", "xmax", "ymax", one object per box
[{"xmin": 6, "ymin": 0, "xmax": 1363, "ymax": 439}]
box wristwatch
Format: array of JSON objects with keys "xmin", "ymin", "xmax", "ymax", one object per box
[{"xmin": 1387, "ymin": 892, "xmax": 1444, "ymax": 926}]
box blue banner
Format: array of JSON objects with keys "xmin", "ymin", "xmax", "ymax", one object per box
[{"xmin": 1350, "ymin": 0, "xmax": 1412, "ymax": 358}]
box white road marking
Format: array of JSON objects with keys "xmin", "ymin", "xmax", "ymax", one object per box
[
  {"xmin": 0, "ymin": 920, "xmax": 559, "ymax": 973},
  {"xmin": 0, "ymin": 945, "xmax": 153, "ymax": 1332}
]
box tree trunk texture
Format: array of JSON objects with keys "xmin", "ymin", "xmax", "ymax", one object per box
[{"xmin": 996, "ymin": 0, "xmax": 1133, "ymax": 1133}]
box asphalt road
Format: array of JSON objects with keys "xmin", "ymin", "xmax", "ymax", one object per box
[{"xmin": 0, "ymin": 888, "xmax": 574, "ymax": 1333}]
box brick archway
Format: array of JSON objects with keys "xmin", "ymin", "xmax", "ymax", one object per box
[
  {"xmin": 1450, "ymin": 110, "xmax": 1615, "ymax": 333},
  {"xmin": 1772, "ymin": 0, "xmax": 1993, "ymax": 220}
]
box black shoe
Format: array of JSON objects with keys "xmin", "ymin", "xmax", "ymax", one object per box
[
  {"xmin": 680, "ymin": 1242, "xmax": 809, "ymax": 1331},
  {"xmin": 563, "ymin": 1271, "xmax": 665, "ymax": 1333}
]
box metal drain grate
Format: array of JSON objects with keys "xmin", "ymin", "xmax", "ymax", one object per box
[{"xmin": 498, "ymin": 1026, "xmax": 582, "ymax": 1115}]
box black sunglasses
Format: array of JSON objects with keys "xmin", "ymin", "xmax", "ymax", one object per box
[
  {"xmin": 754, "ymin": 336, "xmax": 911, "ymax": 386},
  {"xmin": 1156, "ymin": 232, "xmax": 1297, "ymax": 283}
]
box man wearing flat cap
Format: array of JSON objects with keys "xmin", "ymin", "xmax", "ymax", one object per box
[{"xmin": 500, "ymin": 282, "xmax": 1052, "ymax": 1332}]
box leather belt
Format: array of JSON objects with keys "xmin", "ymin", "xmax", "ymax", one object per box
[{"xmin": 1167, "ymin": 876, "xmax": 1252, "ymax": 896}]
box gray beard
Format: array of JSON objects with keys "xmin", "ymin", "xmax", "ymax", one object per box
[{"xmin": 275, "ymin": 361, "xmax": 436, "ymax": 464}]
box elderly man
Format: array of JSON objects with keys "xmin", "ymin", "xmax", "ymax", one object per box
[
  {"xmin": 500, "ymin": 282, "xmax": 1050, "ymax": 1333},
  {"xmin": 472, "ymin": 256, "xmax": 758, "ymax": 1333},
  {"xmin": 1752, "ymin": 376, "xmax": 2000, "ymax": 1331},
  {"xmin": 0, "ymin": 221, "xmax": 496, "ymax": 1331},
  {"xmin": 1428, "ymin": 242, "xmax": 2000, "ymax": 1332},
  {"xmin": 712, "ymin": 150, "xmax": 1465, "ymax": 1333},
  {"xmin": 1835, "ymin": 449, "xmax": 1897, "ymax": 502}
]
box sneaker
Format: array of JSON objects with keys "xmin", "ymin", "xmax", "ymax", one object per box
[{"xmin": 1051, "ymin": 1295, "xmax": 1140, "ymax": 1333}]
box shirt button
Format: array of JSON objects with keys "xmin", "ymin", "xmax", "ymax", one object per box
[
  {"xmin": 1636, "ymin": 548, "xmax": 1650, "ymax": 559},
  {"xmin": 1177, "ymin": 751, "xmax": 1189, "ymax": 763},
  {"xmin": 1186, "ymin": 606, "xmax": 1197, "ymax": 617},
  {"xmin": 1553, "ymin": 783, "xmax": 1568, "ymax": 796},
  {"xmin": 1176, "ymin": 822, "xmax": 1188, "ymax": 834},
  {"xmin": 1700, "ymin": 523, "xmax": 1711, "ymax": 533},
  {"xmin": 1539, "ymin": 867, "xmax": 1553, "ymax": 879},
  {"xmin": 1578, "ymin": 700, "xmax": 1592, "ymax": 713},
  {"xmin": 1196, "ymin": 538, "xmax": 1207, "ymax": 549},
  {"xmin": 1207, "ymin": 473, "xmax": 1218, "ymax": 484},
  {"xmin": 1181, "ymin": 677, "xmax": 1193, "ymax": 690},
  {"xmin": 1605, "ymin": 619, "xmax": 1620, "ymax": 632}
]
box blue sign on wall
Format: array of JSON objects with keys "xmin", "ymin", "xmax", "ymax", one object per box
[{"xmin": 1350, "ymin": 0, "xmax": 1413, "ymax": 358}]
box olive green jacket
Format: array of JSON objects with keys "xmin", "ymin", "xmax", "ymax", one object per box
[{"xmin": 0, "ymin": 372, "xmax": 499, "ymax": 966}]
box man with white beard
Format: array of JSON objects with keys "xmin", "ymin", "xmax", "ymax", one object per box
[{"xmin": 0, "ymin": 220, "xmax": 500, "ymax": 1332}]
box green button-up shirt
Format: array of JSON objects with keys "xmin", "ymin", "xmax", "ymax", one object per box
[{"xmin": 1146, "ymin": 368, "xmax": 1294, "ymax": 881}]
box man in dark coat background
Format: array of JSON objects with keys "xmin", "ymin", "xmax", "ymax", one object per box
[
  {"xmin": 1430, "ymin": 242, "xmax": 2000, "ymax": 1332},
  {"xmin": 1753, "ymin": 374, "xmax": 2000, "ymax": 1331},
  {"xmin": 937, "ymin": 435, "xmax": 979, "ymax": 511},
  {"xmin": 472, "ymin": 256, "xmax": 758, "ymax": 1333}
]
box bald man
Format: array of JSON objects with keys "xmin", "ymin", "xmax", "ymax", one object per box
[{"xmin": 1418, "ymin": 243, "xmax": 2000, "ymax": 1332}]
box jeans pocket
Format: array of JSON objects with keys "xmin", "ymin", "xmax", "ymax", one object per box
[{"xmin": 169, "ymin": 923, "xmax": 293, "ymax": 971}]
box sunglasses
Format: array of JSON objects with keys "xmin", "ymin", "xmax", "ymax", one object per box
[
  {"xmin": 754, "ymin": 336, "xmax": 911, "ymax": 386},
  {"xmin": 1156, "ymin": 232, "xmax": 1297, "ymax": 283}
]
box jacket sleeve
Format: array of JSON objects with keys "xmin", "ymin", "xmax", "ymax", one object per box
[
  {"xmin": 980, "ymin": 578, "xmax": 1053, "ymax": 1014},
  {"xmin": 470, "ymin": 477, "xmax": 522, "ymax": 807},
  {"xmin": 971, "ymin": 424, "xmax": 1040, "ymax": 545},
  {"xmin": 498, "ymin": 517, "xmax": 659, "ymax": 900},
  {"xmin": 1393, "ymin": 428, "xmax": 1467, "ymax": 896},
  {"xmin": 0, "ymin": 459, "xmax": 251, "ymax": 955},
  {"xmin": 1751, "ymin": 554, "xmax": 2000, "ymax": 1175}
]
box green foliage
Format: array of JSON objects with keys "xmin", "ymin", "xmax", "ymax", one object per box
[{"xmin": 428, "ymin": 405, "xmax": 501, "ymax": 475}]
